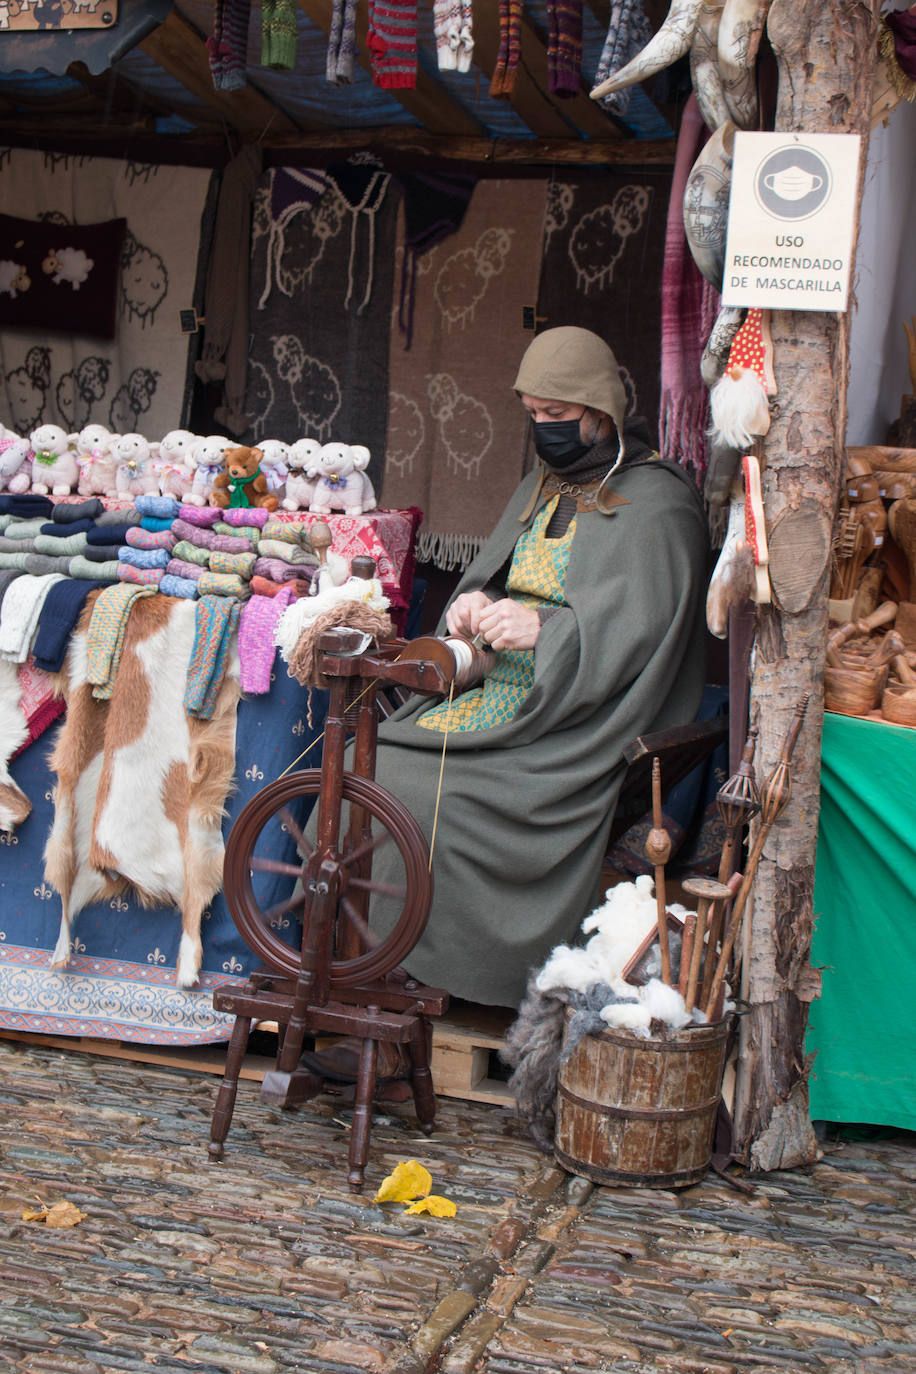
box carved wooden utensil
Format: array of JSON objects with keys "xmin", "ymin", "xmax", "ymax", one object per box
[{"xmin": 644, "ymin": 757, "xmax": 673, "ymax": 985}]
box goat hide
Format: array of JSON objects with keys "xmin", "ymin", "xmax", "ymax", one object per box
[
  {"xmin": 45, "ymin": 594, "xmax": 240, "ymax": 987},
  {"xmin": 0, "ymin": 658, "xmax": 30, "ymax": 832}
]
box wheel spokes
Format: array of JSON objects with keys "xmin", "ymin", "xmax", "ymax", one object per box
[
  {"xmin": 339, "ymin": 895, "xmax": 381, "ymax": 950},
  {"xmin": 279, "ymin": 806, "xmax": 314, "ymax": 857},
  {"xmin": 249, "ymin": 856, "xmax": 305, "ymax": 878},
  {"xmin": 340, "ymin": 828, "xmax": 392, "ymax": 870},
  {"xmin": 260, "ymin": 889, "xmax": 306, "ymax": 927},
  {"xmin": 348, "ymin": 875, "xmax": 407, "ymax": 901}
]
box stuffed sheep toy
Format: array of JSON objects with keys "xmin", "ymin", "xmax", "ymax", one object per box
[
  {"xmin": 29, "ymin": 423, "xmax": 79, "ymax": 495},
  {"xmin": 0, "ymin": 435, "xmax": 33, "ymax": 494},
  {"xmin": 282, "ymin": 437, "xmax": 322, "ymax": 511},
  {"xmin": 256, "ymin": 439, "xmax": 289, "ymax": 501},
  {"xmin": 75, "ymin": 423, "xmax": 120, "ymax": 500},
  {"xmin": 113, "ymin": 432, "xmax": 158, "ymax": 500},
  {"xmin": 308, "ymin": 442, "xmax": 377, "ymax": 516},
  {"xmin": 186, "ymin": 434, "xmax": 232, "ymax": 506},
  {"xmin": 155, "ymin": 428, "xmax": 197, "ymax": 500}
]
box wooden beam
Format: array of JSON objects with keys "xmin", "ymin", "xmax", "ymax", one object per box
[
  {"xmin": 140, "ymin": 8, "xmax": 301, "ymax": 139},
  {"xmin": 298, "ymin": 0, "xmax": 485, "ymax": 137},
  {"xmin": 264, "ymin": 126, "xmax": 675, "ymax": 165}
]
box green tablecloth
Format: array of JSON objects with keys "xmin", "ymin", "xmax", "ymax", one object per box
[{"xmin": 807, "ymin": 711, "xmax": 916, "ymax": 1129}]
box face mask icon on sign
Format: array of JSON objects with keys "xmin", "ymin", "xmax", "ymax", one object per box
[{"xmin": 763, "ymin": 166, "xmax": 824, "ymax": 202}]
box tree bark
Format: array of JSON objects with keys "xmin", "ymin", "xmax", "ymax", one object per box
[{"xmin": 733, "ymin": 0, "xmax": 880, "ymax": 1169}]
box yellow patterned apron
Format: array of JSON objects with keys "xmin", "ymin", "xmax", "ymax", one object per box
[{"xmin": 418, "ymin": 496, "xmax": 577, "ymax": 734}]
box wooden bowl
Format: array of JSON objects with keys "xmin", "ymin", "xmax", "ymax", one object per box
[
  {"xmin": 824, "ymin": 665, "xmax": 886, "ymax": 716},
  {"xmin": 881, "ymin": 683, "xmax": 916, "ymax": 728}
]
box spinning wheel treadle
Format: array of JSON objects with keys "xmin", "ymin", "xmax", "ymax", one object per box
[{"xmin": 223, "ymin": 767, "xmax": 433, "ymax": 986}]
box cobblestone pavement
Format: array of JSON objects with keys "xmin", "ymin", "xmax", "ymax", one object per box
[{"xmin": 0, "ymin": 1039, "xmax": 914, "ymax": 1374}]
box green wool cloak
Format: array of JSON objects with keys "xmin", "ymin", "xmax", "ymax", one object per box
[{"xmin": 368, "ymin": 457, "xmax": 709, "ymax": 1008}]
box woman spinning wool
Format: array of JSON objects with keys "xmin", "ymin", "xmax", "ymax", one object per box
[{"xmin": 370, "ymin": 326, "xmax": 709, "ymax": 1010}]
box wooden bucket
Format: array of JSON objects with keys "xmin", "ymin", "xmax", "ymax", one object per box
[{"xmin": 554, "ymin": 1017, "xmax": 729, "ymax": 1188}]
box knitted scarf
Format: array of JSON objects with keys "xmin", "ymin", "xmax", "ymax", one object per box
[
  {"xmin": 548, "ymin": 0, "xmax": 583, "ymax": 98},
  {"xmin": 659, "ymin": 95, "xmax": 720, "ymax": 477},
  {"xmin": 367, "ymin": 0, "xmax": 417, "ymax": 88},
  {"xmin": 490, "ymin": 0, "xmax": 522, "ymax": 98},
  {"xmin": 86, "ymin": 583, "xmax": 159, "ymax": 699},
  {"xmin": 184, "ymin": 595, "xmax": 242, "ymax": 718}
]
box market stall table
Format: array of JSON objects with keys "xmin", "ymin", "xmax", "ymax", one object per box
[{"xmin": 806, "ymin": 710, "xmax": 916, "ymax": 1131}]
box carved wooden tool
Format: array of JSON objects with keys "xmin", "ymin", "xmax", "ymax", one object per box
[
  {"xmin": 644, "ymin": 757, "xmax": 673, "ymax": 985},
  {"xmin": 703, "ymin": 693, "xmax": 810, "ymax": 1020},
  {"xmin": 310, "ymin": 519, "xmax": 333, "ymax": 567},
  {"xmin": 677, "ymin": 913, "xmax": 698, "ymax": 1001},
  {"xmin": 680, "ymin": 876, "xmax": 734, "ymax": 1014},
  {"xmin": 826, "ymin": 600, "xmax": 898, "ymax": 667},
  {"xmin": 888, "ymin": 498, "xmax": 916, "ymax": 600},
  {"xmin": 700, "ymin": 731, "xmax": 760, "ymax": 1012}
]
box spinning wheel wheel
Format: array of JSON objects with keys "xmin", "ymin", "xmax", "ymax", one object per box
[{"xmin": 223, "ymin": 767, "xmax": 433, "ymax": 985}]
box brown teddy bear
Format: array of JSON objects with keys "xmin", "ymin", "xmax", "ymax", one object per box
[{"xmin": 211, "ymin": 445, "xmax": 278, "ymax": 512}]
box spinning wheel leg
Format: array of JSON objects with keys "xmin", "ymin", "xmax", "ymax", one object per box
[
  {"xmin": 349, "ymin": 1036, "xmax": 380, "ymax": 1191},
  {"xmin": 209, "ymin": 1014, "xmax": 251, "ymax": 1161},
  {"xmin": 408, "ymin": 1019, "xmax": 436, "ymax": 1136}
]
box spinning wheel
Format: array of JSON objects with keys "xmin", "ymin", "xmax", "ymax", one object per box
[
  {"xmin": 223, "ymin": 767, "xmax": 433, "ymax": 986},
  {"xmin": 208, "ymin": 617, "xmax": 469, "ymax": 1190}
]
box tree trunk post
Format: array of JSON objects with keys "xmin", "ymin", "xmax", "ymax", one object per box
[{"xmin": 733, "ymin": 0, "xmax": 880, "ymax": 1169}]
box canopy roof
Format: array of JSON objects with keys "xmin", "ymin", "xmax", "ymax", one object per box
[{"xmin": 0, "ymin": 1, "xmax": 681, "ymax": 165}]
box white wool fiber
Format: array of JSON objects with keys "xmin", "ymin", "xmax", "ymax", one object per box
[
  {"xmin": 638, "ymin": 978, "xmax": 692, "ymax": 1029},
  {"xmin": 599, "ymin": 1002, "xmax": 652, "ymax": 1035},
  {"xmin": 275, "ymin": 576, "xmax": 389, "ymax": 659}
]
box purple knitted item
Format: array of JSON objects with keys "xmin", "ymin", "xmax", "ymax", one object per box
[
  {"xmin": 118, "ymin": 563, "xmax": 163, "ymax": 586},
  {"xmin": 167, "ymin": 557, "xmax": 204, "ymax": 581},
  {"xmin": 253, "ymin": 556, "xmax": 304, "ymax": 583},
  {"xmin": 178, "ymin": 505, "xmax": 223, "ymax": 527},
  {"xmin": 220, "ymin": 505, "xmax": 270, "ymax": 528},
  {"xmin": 125, "ymin": 526, "xmax": 177, "ymax": 551},
  {"xmin": 238, "ymin": 585, "xmax": 293, "ymax": 692},
  {"xmin": 171, "ymin": 519, "xmax": 254, "ymax": 554}
]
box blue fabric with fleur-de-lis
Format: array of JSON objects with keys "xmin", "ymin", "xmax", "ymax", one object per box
[{"xmin": 0, "ymin": 669, "xmax": 329, "ymax": 1045}]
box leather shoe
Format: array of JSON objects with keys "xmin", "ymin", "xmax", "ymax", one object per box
[{"xmin": 300, "ymin": 1035, "xmax": 411, "ymax": 1082}]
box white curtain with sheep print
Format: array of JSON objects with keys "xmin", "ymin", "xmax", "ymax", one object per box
[{"xmin": 0, "ymin": 148, "xmax": 211, "ymax": 442}]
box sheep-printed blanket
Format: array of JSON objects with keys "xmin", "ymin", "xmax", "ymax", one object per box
[
  {"xmin": 0, "ymin": 148, "xmax": 212, "ymax": 439},
  {"xmin": 381, "ymin": 180, "xmax": 548, "ymax": 570},
  {"xmin": 44, "ymin": 594, "xmax": 240, "ymax": 988}
]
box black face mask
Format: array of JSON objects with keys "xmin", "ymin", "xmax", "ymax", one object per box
[{"xmin": 532, "ymin": 417, "xmax": 590, "ymax": 469}]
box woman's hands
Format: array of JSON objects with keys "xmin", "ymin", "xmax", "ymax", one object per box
[{"xmin": 446, "ymin": 591, "xmax": 541, "ymax": 652}]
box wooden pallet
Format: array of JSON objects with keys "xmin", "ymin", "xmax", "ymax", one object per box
[{"xmin": 0, "ymin": 1002, "xmax": 516, "ymax": 1107}]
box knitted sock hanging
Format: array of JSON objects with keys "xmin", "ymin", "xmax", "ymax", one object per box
[
  {"xmin": 208, "ymin": 0, "xmax": 250, "ymax": 91},
  {"xmin": 490, "ymin": 0, "xmax": 522, "ymax": 99},
  {"xmin": 593, "ymin": 0, "xmax": 653, "ymax": 116},
  {"xmin": 261, "ymin": 0, "xmax": 297, "ymax": 72},
  {"xmin": 367, "ymin": 0, "xmax": 418, "ymax": 90},
  {"xmin": 327, "ymin": 0, "xmax": 358, "ymax": 84},
  {"xmin": 434, "ymin": 0, "xmax": 473, "ymax": 73},
  {"xmin": 547, "ymin": 0, "xmax": 583, "ymax": 98}
]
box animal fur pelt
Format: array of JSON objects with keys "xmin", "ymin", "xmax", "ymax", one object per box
[
  {"xmin": 500, "ymin": 974, "xmax": 629, "ymax": 1154},
  {"xmin": 0, "ymin": 658, "xmax": 30, "ymax": 832},
  {"xmin": 44, "ymin": 593, "xmax": 241, "ymax": 988}
]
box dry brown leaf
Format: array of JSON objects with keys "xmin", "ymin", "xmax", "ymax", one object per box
[{"xmin": 21, "ymin": 1196, "xmax": 85, "ymax": 1227}]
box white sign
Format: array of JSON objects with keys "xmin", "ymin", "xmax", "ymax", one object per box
[{"xmin": 722, "ymin": 131, "xmax": 861, "ymax": 312}]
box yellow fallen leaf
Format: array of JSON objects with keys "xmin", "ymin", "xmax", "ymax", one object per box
[
  {"xmin": 374, "ymin": 1160, "xmax": 432, "ymax": 1204},
  {"xmin": 44, "ymin": 1200, "xmax": 86, "ymax": 1228},
  {"xmin": 403, "ymin": 1195, "xmax": 457, "ymax": 1218},
  {"xmin": 21, "ymin": 1197, "xmax": 85, "ymax": 1227}
]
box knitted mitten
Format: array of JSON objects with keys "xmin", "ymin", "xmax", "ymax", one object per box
[
  {"xmin": 327, "ymin": 0, "xmax": 358, "ymax": 83},
  {"xmin": 490, "ymin": 0, "xmax": 522, "ymax": 98},
  {"xmin": 367, "ymin": 0, "xmax": 417, "ymax": 89},
  {"xmin": 262, "ymin": 0, "xmax": 297, "ymax": 72},
  {"xmin": 548, "ymin": 0, "xmax": 583, "ymax": 97}
]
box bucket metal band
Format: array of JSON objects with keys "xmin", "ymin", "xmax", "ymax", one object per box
[{"xmin": 558, "ymin": 1082, "xmax": 721, "ymax": 1122}]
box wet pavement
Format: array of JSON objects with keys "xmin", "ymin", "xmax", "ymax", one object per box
[{"xmin": 0, "ymin": 1038, "xmax": 914, "ymax": 1373}]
